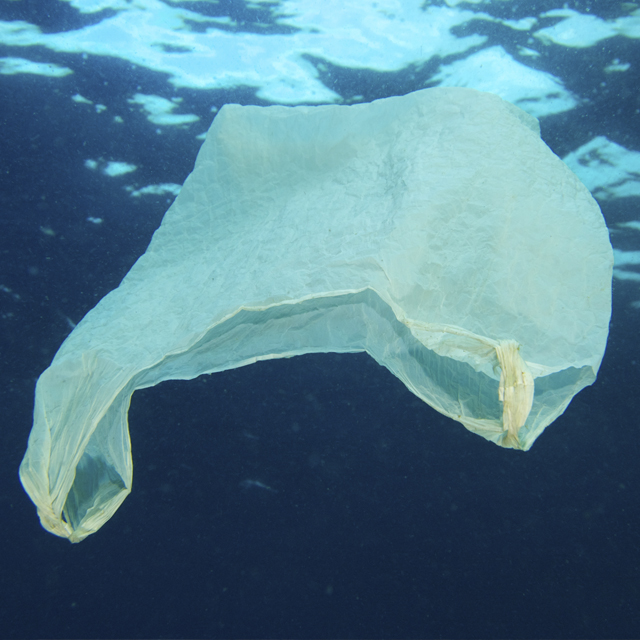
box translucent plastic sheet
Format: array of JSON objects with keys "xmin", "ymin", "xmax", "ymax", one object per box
[{"xmin": 20, "ymin": 87, "xmax": 613, "ymax": 541}]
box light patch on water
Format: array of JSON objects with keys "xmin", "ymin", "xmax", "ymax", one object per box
[
  {"xmin": 0, "ymin": 1, "xmax": 579, "ymax": 110},
  {"xmin": 103, "ymin": 161, "xmax": 137, "ymax": 177},
  {"xmin": 563, "ymin": 137, "xmax": 640, "ymax": 201},
  {"xmin": 431, "ymin": 46, "xmax": 577, "ymax": 117},
  {"xmin": 605, "ymin": 59, "xmax": 632, "ymax": 73},
  {"xmin": 128, "ymin": 93, "xmax": 199, "ymax": 126},
  {"xmin": 535, "ymin": 8, "xmax": 640, "ymax": 48},
  {"xmin": 0, "ymin": 56, "xmax": 72, "ymax": 77},
  {"xmin": 85, "ymin": 158, "xmax": 138, "ymax": 177},
  {"xmin": 128, "ymin": 183, "xmax": 182, "ymax": 198},
  {"xmin": 613, "ymin": 250, "xmax": 640, "ymax": 282},
  {"xmin": 72, "ymin": 93, "xmax": 93, "ymax": 104},
  {"xmin": 614, "ymin": 250, "xmax": 640, "ymax": 268},
  {"xmin": 617, "ymin": 221, "xmax": 640, "ymax": 232}
]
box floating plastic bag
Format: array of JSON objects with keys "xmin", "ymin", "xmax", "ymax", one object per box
[{"xmin": 20, "ymin": 87, "xmax": 613, "ymax": 541}]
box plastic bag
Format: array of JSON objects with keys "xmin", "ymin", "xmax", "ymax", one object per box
[{"xmin": 20, "ymin": 87, "xmax": 613, "ymax": 541}]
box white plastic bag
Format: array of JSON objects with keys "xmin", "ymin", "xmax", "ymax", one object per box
[{"xmin": 20, "ymin": 87, "xmax": 613, "ymax": 541}]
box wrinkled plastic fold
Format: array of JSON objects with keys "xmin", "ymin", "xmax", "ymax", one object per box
[{"xmin": 20, "ymin": 87, "xmax": 613, "ymax": 542}]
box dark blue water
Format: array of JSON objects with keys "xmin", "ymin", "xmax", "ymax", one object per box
[{"xmin": 1, "ymin": 1, "xmax": 639, "ymax": 637}]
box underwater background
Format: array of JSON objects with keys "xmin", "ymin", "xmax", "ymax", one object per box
[{"xmin": 1, "ymin": 0, "xmax": 639, "ymax": 637}]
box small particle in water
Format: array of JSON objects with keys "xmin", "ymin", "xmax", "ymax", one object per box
[{"xmin": 239, "ymin": 479, "xmax": 277, "ymax": 493}]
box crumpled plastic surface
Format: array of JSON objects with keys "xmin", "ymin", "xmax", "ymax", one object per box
[{"xmin": 20, "ymin": 87, "xmax": 613, "ymax": 542}]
